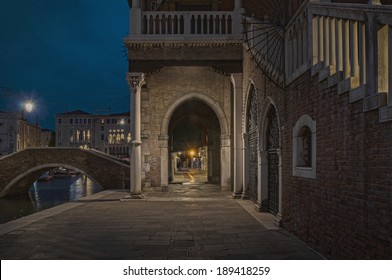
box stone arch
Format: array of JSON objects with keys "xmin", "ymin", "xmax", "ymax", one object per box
[
  {"xmin": 242, "ymin": 79, "xmax": 258, "ymax": 134},
  {"xmin": 161, "ymin": 93, "xmax": 229, "ymax": 137},
  {"xmin": 0, "ymin": 148, "xmax": 130, "ymax": 198},
  {"xmin": 1, "ymin": 163, "xmax": 104, "ymax": 197},
  {"xmin": 159, "ymin": 93, "xmax": 231, "ymax": 189},
  {"xmin": 258, "ymin": 97, "xmax": 283, "ymax": 226}
]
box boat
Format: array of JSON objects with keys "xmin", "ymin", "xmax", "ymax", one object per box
[{"xmin": 37, "ymin": 171, "xmax": 53, "ymax": 181}]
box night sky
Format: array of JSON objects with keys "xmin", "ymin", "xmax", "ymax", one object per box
[{"xmin": 0, "ymin": 0, "xmax": 130, "ymax": 130}]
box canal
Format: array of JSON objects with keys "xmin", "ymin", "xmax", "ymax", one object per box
[{"xmin": 0, "ymin": 175, "xmax": 101, "ymax": 224}]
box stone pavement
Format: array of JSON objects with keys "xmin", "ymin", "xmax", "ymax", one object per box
[{"xmin": 0, "ymin": 183, "xmax": 324, "ymax": 260}]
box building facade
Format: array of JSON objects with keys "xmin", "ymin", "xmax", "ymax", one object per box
[
  {"xmin": 125, "ymin": 0, "xmax": 392, "ymax": 258},
  {"xmin": 0, "ymin": 111, "xmax": 53, "ymax": 156},
  {"xmin": 55, "ymin": 110, "xmax": 131, "ymax": 158}
]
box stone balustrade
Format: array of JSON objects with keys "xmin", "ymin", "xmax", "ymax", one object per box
[
  {"xmin": 142, "ymin": 11, "xmax": 234, "ymax": 35},
  {"xmin": 285, "ymin": 1, "xmax": 392, "ymax": 122}
]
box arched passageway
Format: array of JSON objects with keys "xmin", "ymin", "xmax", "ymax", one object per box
[
  {"xmin": 168, "ymin": 100, "xmax": 221, "ymax": 184},
  {"xmin": 159, "ymin": 93, "xmax": 231, "ymax": 189}
]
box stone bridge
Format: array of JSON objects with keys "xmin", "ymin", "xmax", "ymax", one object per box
[{"xmin": 0, "ymin": 148, "xmax": 130, "ymax": 197}]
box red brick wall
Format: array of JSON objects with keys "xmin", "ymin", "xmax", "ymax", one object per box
[
  {"xmin": 281, "ymin": 73, "xmax": 392, "ymax": 259},
  {"xmin": 243, "ymin": 49, "xmax": 392, "ymax": 259}
]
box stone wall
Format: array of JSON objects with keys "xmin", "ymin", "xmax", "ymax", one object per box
[
  {"xmin": 242, "ymin": 50, "xmax": 392, "ymax": 259},
  {"xmin": 140, "ymin": 66, "xmax": 232, "ymax": 188}
]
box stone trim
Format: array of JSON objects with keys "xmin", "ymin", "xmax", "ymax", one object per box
[{"xmin": 292, "ymin": 114, "xmax": 317, "ymax": 179}]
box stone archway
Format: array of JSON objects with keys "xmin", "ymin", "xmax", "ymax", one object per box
[{"xmin": 160, "ymin": 93, "xmax": 230, "ymax": 189}]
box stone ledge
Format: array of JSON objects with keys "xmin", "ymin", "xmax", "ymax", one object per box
[
  {"xmin": 349, "ymin": 85, "xmax": 366, "ymax": 103},
  {"xmin": 379, "ymin": 105, "xmax": 392, "ymax": 123}
]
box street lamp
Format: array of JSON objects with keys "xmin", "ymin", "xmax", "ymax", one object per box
[{"xmin": 24, "ymin": 101, "xmax": 34, "ymax": 113}]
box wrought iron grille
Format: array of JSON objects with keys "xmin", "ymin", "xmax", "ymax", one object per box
[{"xmin": 247, "ymin": 86, "xmax": 258, "ymax": 201}]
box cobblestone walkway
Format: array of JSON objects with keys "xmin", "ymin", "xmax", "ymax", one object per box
[{"xmin": 0, "ymin": 184, "xmax": 323, "ymax": 260}]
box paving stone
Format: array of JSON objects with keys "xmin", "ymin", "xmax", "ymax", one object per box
[{"xmin": 0, "ymin": 188, "xmax": 323, "ymax": 260}]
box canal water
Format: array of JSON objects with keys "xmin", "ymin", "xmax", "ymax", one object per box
[{"xmin": 0, "ymin": 175, "xmax": 101, "ymax": 224}]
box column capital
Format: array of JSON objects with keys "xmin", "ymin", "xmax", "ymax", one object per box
[{"xmin": 127, "ymin": 72, "xmax": 145, "ymax": 90}]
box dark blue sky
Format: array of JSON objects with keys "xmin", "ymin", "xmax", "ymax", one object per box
[{"xmin": 0, "ymin": 0, "xmax": 130, "ymax": 130}]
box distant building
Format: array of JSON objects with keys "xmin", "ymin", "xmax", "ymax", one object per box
[
  {"xmin": 0, "ymin": 111, "xmax": 51, "ymax": 156},
  {"xmin": 40, "ymin": 129, "xmax": 55, "ymax": 147},
  {"xmin": 55, "ymin": 110, "xmax": 131, "ymax": 159}
]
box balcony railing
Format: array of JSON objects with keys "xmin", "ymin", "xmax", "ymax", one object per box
[
  {"xmin": 142, "ymin": 11, "xmax": 234, "ymax": 35},
  {"xmin": 128, "ymin": 9, "xmax": 243, "ymax": 40}
]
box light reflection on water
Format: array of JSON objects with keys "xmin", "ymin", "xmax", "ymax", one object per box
[{"xmin": 0, "ymin": 175, "xmax": 101, "ymax": 224}]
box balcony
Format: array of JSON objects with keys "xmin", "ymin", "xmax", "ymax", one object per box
[{"xmin": 124, "ymin": 8, "xmax": 244, "ymax": 73}]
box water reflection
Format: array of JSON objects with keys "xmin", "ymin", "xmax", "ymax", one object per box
[{"xmin": 0, "ymin": 175, "xmax": 101, "ymax": 224}]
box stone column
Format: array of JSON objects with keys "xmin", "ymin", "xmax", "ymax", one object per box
[
  {"xmin": 274, "ymin": 149, "xmax": 283, "ymax": 227},
  {"xmin": 126, "ymin": 72, "xmax": 145, "ymax": 199},
  {"xmin": 130, "ymin": 0, "xmax": 142, "ymax": 35},
  {"xmin": 220, "ymin": 135, "xmax": 231, "ymax": 191},
  {"xmin": 132, "ymin": 0, "xmax": 140, "ymax": 8},
  {"xmin": 159, "ymin": 134, "xmax": 169, "ymax": 190},
  {"xmin": 241, "ymin": 133, "xmax": 249, "ymax": 199},
  {"xmin": 231, "ymin": 74, "xmax": 243, "ymax": 198},
  {"xmin": 233, "ymin": 1, "xmax": 244, "ymax": 37}
]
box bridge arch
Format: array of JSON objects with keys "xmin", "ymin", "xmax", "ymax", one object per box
[
  {"xmin": 0, "ymin": 148, "xmax": 130, "ymax": 198},
  {"xmin": 1, "ymin": 163, "xmax": 103, "ymax": 198}
]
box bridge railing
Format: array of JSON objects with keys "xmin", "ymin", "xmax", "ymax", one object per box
[{"xmin": 285, "ymin": 1, "xmax": 392, "ymax": 122}]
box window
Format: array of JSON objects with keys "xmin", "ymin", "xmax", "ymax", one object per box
[
  {"xmin": 84, "ymin": 119, "xmax": 87, "ymax": 124},
  {"xmin": 75, "ymin": 119, "xmax": 78, "ymax": 124},
  {"xmin": 101, "ymin": 134, "xmax": 105, "ymax": 141},
  {"xmin": 107, "ymin": 119, "xmax": 110, "ymax": 124},
  {"xmin": 70, "ymin": 119, "xmax": 73, "ymax": 124},
  {"xmin": 293, "ymin": 115, "xmax": 316, "ymax": 179},
  {"xmin": 88, "ymin": 119, "xmax": 91, "ymax": 124},
  {"xmin": 101, "ymin": 126, "xmax": 104, "ymax": 131},
  {"xmin": 58, "ymin": 118, "xmax": 62, "ymax": 124},
  {"xmin": 101, "ymin": 118, "xmax": 104, "ymax": 124}
]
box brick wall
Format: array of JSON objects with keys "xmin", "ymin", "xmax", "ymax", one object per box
[{"xmin": 243, "ymin": 50, "xmax": 392, "ymax": 259}]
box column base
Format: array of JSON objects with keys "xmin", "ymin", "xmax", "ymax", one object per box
[
  {"xmin": 241, "ymin": 192, "xmax": 250, "ymax": 200},
  {"xmin": 121, "ymin": 193, "xmax": 145, "ymax": 201},
  {"xmin": 232, "ymin": 192, "xmax": 242, "ymax": 199},
  {"xmin": 274, "ymin": 213, "xmax": 283, "ymax": 227}
]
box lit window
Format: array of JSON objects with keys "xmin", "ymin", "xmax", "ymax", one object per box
[
  {"xmin": 293, "ymin": 115, "xmax": 316, "ymax": 179},
  {"xmin": 101, "ymin": 118, "xmax": 104, "ymax": 124},
  {"xmin": 127, "ymin": 133, "xmax": 131, "ymax": 143}
]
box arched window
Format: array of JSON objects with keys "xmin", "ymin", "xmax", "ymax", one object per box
[{"xmin": 293, "ymin": 115, "xmax": 316, "ymax": 178}]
